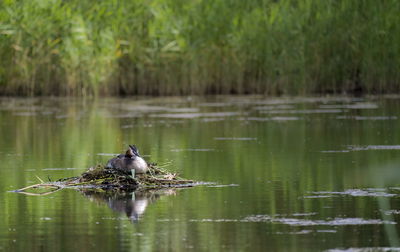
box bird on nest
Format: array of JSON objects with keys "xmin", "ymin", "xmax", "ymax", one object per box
[{"xmin": 106, "ymin": 145, "xmax": 148, "ymax": 175}]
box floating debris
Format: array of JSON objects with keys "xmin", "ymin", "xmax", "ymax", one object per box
[
  {"xmin": 260, "ymin": 109, "xmax": 343, "ymax": 114},
  {"xmin": 12, "ymin": 164, "xmax": 198, "ymax": 195},
  {"xmin": 322, "ymin": 145, "xmax": 400, "ymax": 153},
  {"xmin": 252, "ymin": 105, "xmax": 295, "ymax": 111},
  {"xmin": 150, "ymin": 112, "xmax": 240, "ymax": 119},
  {"xmin": 303, "ymin": 195, "xmax": 333, "ymax": 199},
  {"xmin": 336, "ymin": 116, "xmax": 397, "ymax": 120},
  {"xmin": 348, "ymin": 145, "xmax": 400, "ymax": 151},
  {"xmin": 320, "ymin": 150, "xmax": 351, "ymax": 153},
  {"xmin": 170, "ymin": 148, "xmax": 216, "ymax": 152},
  {"xmin": 242, "ymin": 215, "xmax": 396, "ymax": 226},
  {"xmin": 317, "ymin": 230, "xmax": 337, "ymax": 233},
  {"xmin": 320, "ymin": 103, "xmax": 378, "ymax": 109},
  {"xmin": 291, "ymin": 212, "xmax": 318, "ymax": 217},
  {"xmin": 305, "ymin": 189, "xmax": 397, "ymax": 198},
  {"xmin": 13, "ymin": 145, "xmax": 202, "ymax": 196},
  {"xmin": 382, "ymin": 210, "xmax": 400, "ymax": 215},
  {"xmin": 326, "ymin": 247, "xmax": 400, "ymax": 252},
  {"xmin": 275, "ymin": 230, "xmax": 312, "ymax": 235},
  {"xmin": 238, "ymin": 116, "xmax": 300, "ymax": 122},
  {"xmin": 42, "ymin": 167, "xmax": 78, "ymax": 171},
  {"xmin": 206, "ymin": 184, "xmax": 240, "ymax": 188},
  {"xmin": 214, "ymin": 137, "xmax": 257, "ymax": 141},
  {"xmin": 187, "ymin": 216, "xmax": 396, "ymax": 226}
]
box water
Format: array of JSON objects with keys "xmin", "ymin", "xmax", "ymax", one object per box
[{"xmin": 1, "ymin": 96, "xmax": 400, "ymax": 251}]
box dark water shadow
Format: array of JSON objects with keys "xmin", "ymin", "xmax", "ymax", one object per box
[{"xmin": 80, "ymin": 189, "xmax": 177, "ymax": 223}]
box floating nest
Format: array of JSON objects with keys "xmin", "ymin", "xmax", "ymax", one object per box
[{"xmin": 13, "ymin": 164, "xmax": 196, "ymax": 196}]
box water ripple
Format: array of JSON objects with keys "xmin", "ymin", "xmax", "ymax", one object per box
[
  {"xmin": 336, "ymin": 116, "xmax": 397, "ymax": 120},
  {"xmin": 305, "ymin": 189, "xmax": 397, "ymax": 198},
  {"xmin": 238, "ymin": 116, "xmax": 300, "ymax": 121},
  {"xmin": 326, "ymin": 248, "xmax": 400, "ymax": 252},
  {"xmin": 150, "ymin": 112, "xmax": 240, "ymax": 119},
  {"xmin": 243, "ymin": 216, "xmax": 395, "ymax": 226},
  {"xmin": 171, "ymin": 148, "xmax": 216, "ymax": 152},
  {"xmin": 42, "ymin": 167, "xmax": 78, "ymax": 171},
  {"xmin": 186, "ymin": 216, "xmax": 395, "ymax": 226},
  {"xmin": 261, "ymin": 109, "xmax": 343, "ymax": 114},
  {"xmin": 206, "ymin": 184, "xmax": 240, "ymax": 188},
  {"xmin": 348, "ymin": 145, "xmax": 400, "ymax": 151},
  {"xmin": 322, "ymin": 145, "xmax": 400, "ymax": 153},
  {"xmin": 214, "ymin": 137, "xmax": 257, "ymax": 141},
  {"xmin": 320, "ymin": 103, "xmax": 378, "ymax": 109}
]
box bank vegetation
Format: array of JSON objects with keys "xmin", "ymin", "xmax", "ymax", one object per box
[{"xmin": 0, "ymin": 0, "xmax": 399, "ymax": 96}]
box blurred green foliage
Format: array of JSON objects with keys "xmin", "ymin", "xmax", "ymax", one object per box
[{"xmin": 0, "ymin": 0, "xmax": 399, "ymax": 96}]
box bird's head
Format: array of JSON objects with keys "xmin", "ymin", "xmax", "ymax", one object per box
[
  {"xmin": 129, "ymin": 145, "xmax": 140, "ymax": 157},
  {"xmin": 126, "ymin": 147, "xmax": 134, "ymax": 158}
]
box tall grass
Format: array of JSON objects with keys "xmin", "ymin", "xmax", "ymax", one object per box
[{"xmin": 0, "ymin": 0, "xmax": 399, "ymax": 96}]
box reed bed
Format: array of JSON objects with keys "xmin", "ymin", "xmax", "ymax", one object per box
[{"xmin": 0, "ymin": 0, "xmax": 399, "ymax": 96}]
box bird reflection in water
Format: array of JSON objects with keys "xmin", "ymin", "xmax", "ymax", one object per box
[{"xmin": 81, "ymin": 189, "xmax": 177, "ymax": 222}]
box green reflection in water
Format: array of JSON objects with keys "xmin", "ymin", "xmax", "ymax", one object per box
[{"xmin": 1, "ymin": 96, "xmax": 400, "ymax": 251}]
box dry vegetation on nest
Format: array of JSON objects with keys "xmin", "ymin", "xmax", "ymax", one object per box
[{"xmin": 13, "ymin": 164, "xmax": 195, "ymax": 196}]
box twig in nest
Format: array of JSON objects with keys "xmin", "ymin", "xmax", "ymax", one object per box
[
  {"xmin": 155, "ymin": 161, "xmax": 172, "ymax": 168},
  {"xmin": 35, "ymin": 175, "xmax": 45, "ymax": 183},
  {"xmin": 13, "ymin": 183, "xmax": 62, "ymax": 196},
  {"xmin": 15, "ymin": 188, "xmax": 62, "ymax": 196}
]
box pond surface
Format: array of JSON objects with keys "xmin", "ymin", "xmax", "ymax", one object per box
[{"xmin": 1, "ymin": 95, "xmax": 400, "ymax": 251}]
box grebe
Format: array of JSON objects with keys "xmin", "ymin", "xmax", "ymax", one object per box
[{"xmin": 106, "ymin": 145, "xmax": 148, "ymax": 174}]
